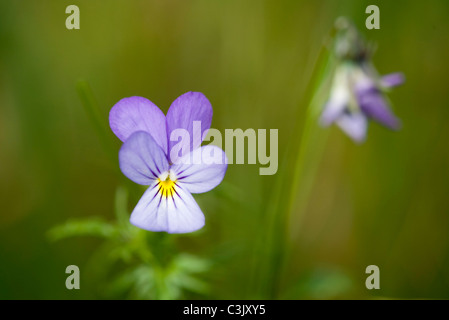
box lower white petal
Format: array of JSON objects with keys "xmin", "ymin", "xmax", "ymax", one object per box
[
  {"xmin": 337, "ymin": 112, "xmax": 367, "ymax": 143},
  {"xmin": 129, "ymin": 181, "xmax": 205, "ymax": 234}
]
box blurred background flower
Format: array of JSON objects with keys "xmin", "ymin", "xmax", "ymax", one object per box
[
  {"xmin": 1, "ymin": 0, "xmax": 449, "ymax": 299},
  {"xmin": 319, "ymin": 18, "xmax": 404, "ymax": 142}
]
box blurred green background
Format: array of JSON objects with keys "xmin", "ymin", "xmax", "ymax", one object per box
[{"xmin": 1, "ymin": 0, "xmax": 449, "ymax": 299}]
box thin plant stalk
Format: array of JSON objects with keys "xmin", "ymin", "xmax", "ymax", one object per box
[
  {"xmin": 253, "ymin": 38, "xmax": 335, "ymax": 299},
  {"xmin": 76, "ymin": 80, "xmax": 118, "ymax": 167}
]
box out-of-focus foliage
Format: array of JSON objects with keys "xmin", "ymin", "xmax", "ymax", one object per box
[{"xmin": 48, "ymin": 186, "xmax": 212, "ymax": 299}]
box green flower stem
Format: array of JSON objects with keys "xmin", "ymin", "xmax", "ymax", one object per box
[
  {"xmin": 285, "ymin": 97, "xmax": 329, "ymax": 236},
  {"xmin": 271, "ymin": 103, "xmax": 329, "ymax": 299},
  {"xmin": 257, "ymin": 41, "xmax": 334, "ymax": 299},
  {"xmin": 76, "ymin": 80, "xmax": 119, "ymax": 169},
  {"xmin": 274, "ymin": 47, "xmax": 334, "ymax": 298}
]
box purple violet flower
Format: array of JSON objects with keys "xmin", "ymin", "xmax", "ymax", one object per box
[
  {"xmin": 320, "ymin": 18, "xmax": 404, "ymax": 143},
  {"xmin": 109, "ymin": 92, "xmax": 227, "ymax": 234}
]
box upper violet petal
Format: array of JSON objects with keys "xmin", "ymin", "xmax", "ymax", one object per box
[
  {"xmin": 119, "ymin": 131, "xmax": 169, "ymax": 185},
  {"xmin": 109, "ymin": 96, "xmax": 168, "ymax": 153},
  {"xmin": 166, "ymin": 92, "xmax": 213, "ymax": 163},
  {"xmin": 171, "ymin": 145, "xmax": 228, "ymax": 194}
]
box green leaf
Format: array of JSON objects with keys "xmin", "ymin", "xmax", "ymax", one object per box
[
  {"xmin": 282, "ymin": 267, "xmax": 354, "ymax": 299},
  {"xmin": 108, "ymin": 265, "xmax": 155, "ymax": 299},
  {"xmin": 47, "ymin": 218, "xmax": 119, "ymax": 241},
  {"xmin": 175, "ymin": 253, "xmax": 212, "ymax": 274},
  {"xmin": 174, "ymin": 274, "xmax": 210, "ymax": 295}
]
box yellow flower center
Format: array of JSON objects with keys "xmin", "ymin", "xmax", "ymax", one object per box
[{"xmin": 158, "ymin": 177, "xmax": 177, "ymax": 198}]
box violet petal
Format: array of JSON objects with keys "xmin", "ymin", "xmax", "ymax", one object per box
[
  {"xmin": 320, "ymin": 98, "xmax": 347, "ymax": 126},
  {"xmin": 171, "ymin": 145, "xmax": 228, "ymax": 194},
  {"xmin": 119, "ymin": 131, "xmax": 169, "ymax": 185},
  {"xmin": 166, "ymin": 92, "xmax": 212, "ymax": 163},
  {"xmin": 357, "ymin": 89, "xmax": 401, "ymax": 129},
  {"xmin": 381, "ymin": 73, "xmax": 405, "ymax": 88},
  {"xmin": 110, "ymin": 96, "xmax": 168, "ymax": 153}
]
